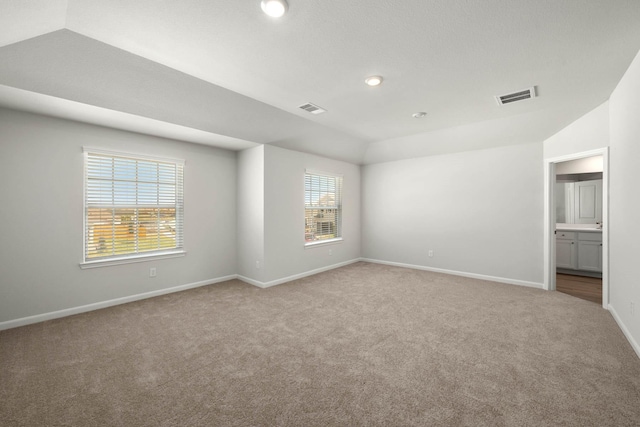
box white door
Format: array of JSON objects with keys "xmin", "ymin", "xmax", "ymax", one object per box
[{"xmin": 574, "ymin": 180, "xmax": 603, "ymax": 224}]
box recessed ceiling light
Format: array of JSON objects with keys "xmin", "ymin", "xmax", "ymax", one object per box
[
  {"xmin": 412, "ymin": 112, "xmax": 427, "ymax": 118},
  {"xmin": 365, "ymin": 76, "xmax": 383, "ymax": 87},
  {"xmin": 261, "ymin": 0, "xmax": 288, "ymax": 18}
]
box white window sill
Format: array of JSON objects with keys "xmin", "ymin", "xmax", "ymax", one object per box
[
  {"xmin": 304, "ymin": 238, "xmax": 343, "ymax": 249},
  {"xmin": 80, "ymin": 250, "xmax": 186, "ymax": 269}
]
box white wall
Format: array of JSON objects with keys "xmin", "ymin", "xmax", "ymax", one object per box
[
  {"xmin": 362, "ymin": 142, "xmax": 543, "ymax": 285},
  {"xmin": 0, "ymin": 109, "xmax": 237, "ymax": 323},
  {"xmin": 543, "ymin": 101, "xmax": 609, "ymax": 159},
  {"xmin": 236, "ymin": 145, "xmax": 265, "ymax": 281},
  {"xmin": 263, "ymin": 145, "xmax": 361, "ymax": 283},
  {"xmin": 609, "ymin": 49, "xmax": 640, "ymax": 354}
]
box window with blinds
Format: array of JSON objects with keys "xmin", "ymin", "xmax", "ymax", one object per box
[
  {"xmin": 304, "ymin": 171, "xmax": 343, "ymax": 244},
  {"xmin": 83, "ymin": 149, "xmax": 184, "ymax": 263}
]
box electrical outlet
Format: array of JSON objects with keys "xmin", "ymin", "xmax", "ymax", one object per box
[
  {"xmin": 256, "ymin": 260, "xmax": 260, "ymax": 269},
  {"xmin": 329, "ymin": 249, "xmax": 333, "ymax": 256},
  {"xmin": 428, "ymin": 250, "xmax": 434, "ymax": 258},
  {"xmin": 149, "ymin": 267, "xmax": 156, "ymax": 278}
]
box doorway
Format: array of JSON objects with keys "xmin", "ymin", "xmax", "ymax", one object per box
[
  {"xmin": 544, "ymin": 148, "xmax": 609, "ymax": 309},
  {"xmin": 555, "ymin": 273, "xmax": 602, "ymax": 304}
]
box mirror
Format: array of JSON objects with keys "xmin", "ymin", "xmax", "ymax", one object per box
[
  {"xmin": 555, "ymin": 156, "xmax": 603, "ymax": 225},
  {"xmin": 556, "ymin": 176, "xmax": 603, "ymax": 224},
  {"xmin": 555, "ymin": 182, "xmax": 570, "ymax": 223}
]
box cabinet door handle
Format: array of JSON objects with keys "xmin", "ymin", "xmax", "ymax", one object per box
[{"xmin": 571, "ymin": 242, "xmax": 574, "ymax": 245}]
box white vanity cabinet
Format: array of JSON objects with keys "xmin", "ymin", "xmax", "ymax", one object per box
[
  {"xmin": 577, "ymin": 232, "xmax": 603, "ymax": 272},
  {"xmin": 556, "ymin": 229, "xmax": 602, "ymax": 273},
  {"xmin": 556, "ymin": 231, "xmax": 577, "ymax": 269}
]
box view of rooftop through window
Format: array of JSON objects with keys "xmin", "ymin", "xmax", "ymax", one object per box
[{"xmin": 304, "ymin": 172, "xmax": 342, "ymax": 243}]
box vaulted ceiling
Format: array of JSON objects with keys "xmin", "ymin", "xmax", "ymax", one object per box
[{"xmin": 2, "ymin": 0, "xmax": 640, "ymax": 164}]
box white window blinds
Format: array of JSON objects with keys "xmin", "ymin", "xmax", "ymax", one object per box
[
  {"xmin": 83, "ymin": 149, "xmax": 184, "ymax": 262},
  {"xmin": 304, "ymin": 171, "xmax": 343, "ymax": 244}
]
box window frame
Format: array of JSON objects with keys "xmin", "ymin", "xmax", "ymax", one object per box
[
  {"xmin": 304, "ymin": 169, "xmax": 343, "ymax": 248},
  {"xmin": 80, "ymin": 147, "xmax": 186, "ymax": 269}
]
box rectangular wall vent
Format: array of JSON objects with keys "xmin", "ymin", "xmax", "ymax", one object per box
[
  {"xmin": 495, "ymin": 87, "xmax": 536, "ymax": 106},
  {"xmin": 298, "ymin": 102, "xmax": 327, "ymax": 114}
]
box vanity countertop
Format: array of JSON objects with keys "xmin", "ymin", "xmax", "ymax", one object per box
[{"xmin": 556, "ymin": 224, "xmax": 602, "ymax": 233}]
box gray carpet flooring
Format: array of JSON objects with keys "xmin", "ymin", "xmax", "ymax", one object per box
[{"xmin": 1, "ymin": 262, "xmax": 639, "ymax": 426}]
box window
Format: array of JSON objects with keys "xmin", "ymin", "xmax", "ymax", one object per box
[
  {"xmin": 304, "ymin": 170, "xmax": 342, "ymax": 245},
  {"xmin": 82, "ymin": 149, "xmax": 184, "ymax": 266}
]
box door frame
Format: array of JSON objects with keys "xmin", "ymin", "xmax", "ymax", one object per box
[{"xmin": 543, "ymin": 147, "xmax": 609, "ymax": 309}]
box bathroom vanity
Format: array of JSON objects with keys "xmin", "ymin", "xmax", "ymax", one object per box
[{"xmin": 556, "ymin": 225, "xmax": 602, "ymax": 274}]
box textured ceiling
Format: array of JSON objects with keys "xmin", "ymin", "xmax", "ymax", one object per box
[{"xmin": 1, "ymin": 0, "xmax": 640, "ymax": 164}]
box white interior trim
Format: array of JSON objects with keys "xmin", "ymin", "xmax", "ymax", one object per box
[
  {"xmin": 83, "ymin": 146, "xmax": 186, "ymax": 165},
  {"xmin": 0, "ymin": 274, "xmax": 236, "ymax": 331},
  {"xmin": 361, "ymin": 258, "xmax": 544, "ymax": 289},
  {"xmin": 543, "ymin": 148, "xmax": 609, "ymax": 309},
  {"xmin": 304, "ymin": 168, "xmax": 344, "ymax": 178},
  {"xmin": 1, "ymin": 259, "xmax": 363, "ymax": 330},
  {"xmin": 81, "ymin": 149, "xmax": 185, "ymax": 266},
  {"xmin": 8, "ymin": 254, "xmax": 639, "ymax": 363},
  {"xmin": 237, "ymin": 258, "xmax": 361, "ymax": 288},
  {"xmin": 543, "ymin": 159, "xmax": 556, "ymax": 292},
  {"xmin": 609, "ymin": 304, "xmax": 640, "ymax": 359},
  {"xmin": 304, "ymin": 238, "xmax": 343, "ymax": 249},
  {"xmin": 79, "ymin": 250, "xmax": 186, "ymax": 269}
]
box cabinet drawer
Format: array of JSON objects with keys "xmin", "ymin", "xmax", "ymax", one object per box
[
  {"xmin": 578, "ymin": 232, "xmax": 602, "ymax": 242},
  {"xmin": 556, "ymin": 231, "xmax": 576, "ymax": 240}
]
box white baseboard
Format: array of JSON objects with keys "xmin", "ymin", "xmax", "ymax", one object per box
[
  {"xmin": 4, "ymin": 259, "xmax": 636, "ymax": 360},
  {"xmin": 237, "ymin": 258, "xmax": 362, "ymax": 289},
  {"xmin": 0, "ymin": 258, "xmax": 547, "ymax": 331},
  {"xmin": 608, "ymin": 304, "xmax": 640, "ymax": 360},
  {"xmin": 0, "ymin": 274, "xmax": 237, "ymax": 331},
  {"xmin": 235, "ymin": 275, "xmax": 264, "ymax": 288},
  {"xmin": 360, "ymin": 258, "xmax": 544, "ymax": 289}
]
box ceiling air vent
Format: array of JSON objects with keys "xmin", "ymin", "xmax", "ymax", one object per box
[
  {"xmin": 298, "ymin": 102, "xmax": 327, "ymax": 115},
  {"xmin": 495, "ymin": 87, "xmax": 536, "ymax": 106}
]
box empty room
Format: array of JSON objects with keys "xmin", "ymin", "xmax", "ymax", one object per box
[{"xmin": 1, "ymin": 1, "xmax": 640, "ymax": 425}]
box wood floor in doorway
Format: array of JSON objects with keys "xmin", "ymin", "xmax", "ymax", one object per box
[{"xmin": 556, "ymin": 273, "xmax": 602, "ymax": 304}]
